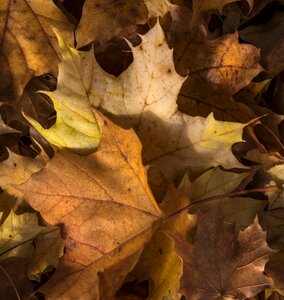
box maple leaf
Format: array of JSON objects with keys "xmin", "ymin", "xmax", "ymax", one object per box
[
  {"xmin": 75, "ymin": 0, "xmax": 148, "ymax": 47},
  {"xmin": 64, "ymin": 22, "xmax": 249, "ymax": 194},
  {"xmin": 165, "ymin": 208, "xmax": 275, "ymax": 300},
  {"xmin": 0, "ymin": 0, "xmax": 74, "ymax": 101},
  {"xmin": 132, "ymin": 186, "xmax": 196, "ymax": 300},
  {"xmin": 25, "ymin": 30, "xmax": 102, "ymax": 155},
  {"xmin": 176, "ymin": 31, "xmax": 262, "ymax": 122},
  {"xmin": 15, "ymin": 113, "xmax": 162, "ymax": 299},
  {"xmin": 179, "ymin": 167, "xmax": 267, "ymax": 230}
]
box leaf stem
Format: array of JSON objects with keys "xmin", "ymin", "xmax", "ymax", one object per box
[{"xmin": 165, "ymin": 185, "xmax": 281, "ymax": 222}]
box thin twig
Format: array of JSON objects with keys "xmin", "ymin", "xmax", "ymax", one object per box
[{"xmin": 165, "ymin": 185, "xmax": 281, "ymax": 222}]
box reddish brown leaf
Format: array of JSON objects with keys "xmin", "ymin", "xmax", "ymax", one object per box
[{"xmin": 165, "ymin": 208, "xmax": 275, "ymax": 300}]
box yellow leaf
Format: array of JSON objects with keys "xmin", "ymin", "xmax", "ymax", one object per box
[
  {"xmin": 266, "ymin": 164, "xmax": 284, "ymax": 209},
  {"xmin": 51, "ymin": 22, "xmax": 249, "ymax": 196},
  {"xmin": 0, "ymin": 0, "xmax": 74, "ymax": 101},
  {"xmin": 144, "ymin": 0, "xmax": 171, "ymax": 17},
  {"xmin": 0, "ymin": 211, "xmax": 44, "ymax": 260},
  {"xmin": 132, "ymin": 186, "xmax": 196, "ymax": 300},
  {"xmin": 0, "ymin": 150, "xmax": 47, "ymax": 199},
  {"xmin": 16, "ymin": 114, "xmax": 162, "ymax": 299},
  {"xmin": 27, "ymin": 228, "xmax": 64, "ymax": 281},
  {"xmin": 25, "ymin": 30, "xmax": 102, "ymax": 155}
]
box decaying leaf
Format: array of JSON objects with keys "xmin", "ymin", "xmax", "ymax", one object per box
[
  {"xmin": 176, "ymin": 32, "xmax": 262, "ymax": 122},
  {"xmin": 75, "ymin": 0, "xmax": 148, "ymax": 47},
  {"xmin": 132, "ymin": 186, "xmax": 196, "ymax": 300},
  {"xmin": 16, "ymin": 114, "xmax": 162, "ymax": 299},
  {"xmin": 25, "ymin": 30, "xmax": 102, "ymax": 155},
  {"xmin": 0, "ymin": 0, "xmax": 74, "ymax": 101},
  {"xmin": 165, "ymin": 208, "xmax": 275, "ymax": 300}
]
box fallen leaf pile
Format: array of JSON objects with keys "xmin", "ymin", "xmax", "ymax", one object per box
[{"xmin": 0, "ymin": 0, "xmax": 284, "ymax": 299}]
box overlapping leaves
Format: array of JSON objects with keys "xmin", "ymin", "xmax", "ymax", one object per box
[{"xmin": 0, "ymin": 0, "xmax": 283, "ymax": 299}]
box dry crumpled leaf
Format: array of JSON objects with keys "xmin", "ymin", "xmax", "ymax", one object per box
[
  {"xmin": 75, "ymin": 0, "xmax": 148, "ymax": 47},
  {"xmin": 15, "ymin": 113, "xmax": 162, "ymax": 299},
  {"xmin": 179, "ymin": 167, "xmax": 267, "ymax": 231},
  {"xmin": 176, "ymin": 31, "xmax": 262, "ymax": 122},
  {"xmin": 165, "ymin": 208, "xmax": 275, "ymax": 300},
  {"xmin": 0, "ymin": 211, "xmax": 44, "ymax": 260},
  {"xmin": 0, "ymin": 0, "xmax": 74, "ymax": 101},
  {"xmin": 132, "ymin": 186, "xmax": 196, "ymax": 300},
  {"xmin": 25, "ymin": 30, "xmax": 102, "ymax": 155}
]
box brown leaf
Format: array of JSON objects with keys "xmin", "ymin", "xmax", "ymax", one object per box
[
  {"xmin": 240, "ymin": 12, "xmax": 284, "ymax": 78},
  {"xmin": 165, "ymin": 208, "xmax": 275, "ymax": 300},
  {"xmin": 175, "ymin": 31, "xmax": 262, "ymax": 122},
  {"xmin": 0, "ymin": 257, "xmax": 33, "ymax": 300},
  {"xmin": 16, "ymin": 113, "xmax": 162, "ymax": 299},
  {"xmin": 75, "ymin": 0, "xmax": 148, "ymax": 47},
  {"xmin": 259, "ymin": 209, "xmax": 284, "ymax": 250},
  {"xmin": 0, "ymin": 0, "xmax": 74, "ymax": 101},
  {"xmin": 192, "ymin": 0, "xmax": 238, "ymax": 21},
  {"xmin": 265, "ymin": 251, "xmax": 284, "ymax": 296}
]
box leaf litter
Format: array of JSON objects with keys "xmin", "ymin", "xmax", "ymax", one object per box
[{"xmin": 0, "ymin": 0, "xmax": 284, "ymax": 299}]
